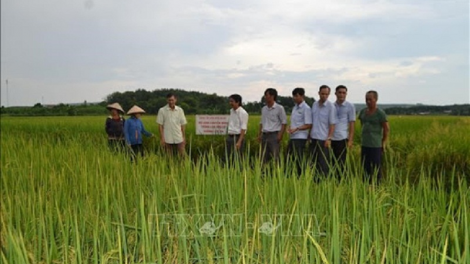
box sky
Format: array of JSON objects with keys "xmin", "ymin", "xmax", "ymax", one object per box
[{"xmin": 1, "ymin": 0, "xmax": 469, "ymax": 106}]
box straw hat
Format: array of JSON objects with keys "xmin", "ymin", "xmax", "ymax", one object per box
[
  {"xmin": 127, "ymin": 105, "xmax": 146, "ymax": 115},
  {"xmin": 106, "ymin": 102, "xmax": 125, "ymax": 114}
]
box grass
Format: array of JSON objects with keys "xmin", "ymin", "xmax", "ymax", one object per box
[{"xmin": 0, "ymin": 115, "xmax": 469, "ymax": 263}]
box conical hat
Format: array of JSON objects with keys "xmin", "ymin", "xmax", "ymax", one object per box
[
  {"xmin": 127, "ymin": 105, "xmax": 146, "ymax": 115},
  {"xmin": 106, "ymin": 102, "xmax": 124, "ymax": 113}
]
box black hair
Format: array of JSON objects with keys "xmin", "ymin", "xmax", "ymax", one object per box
[
  {"xmin": 166, "ymin": 93, "xmax": 176, "ymax": 99},
  {"xmin": 264, "ymin": 88, "xmax": 278, "ymax": 100},
  {"xmin": 292, "ymin": 87, "xmax": 305, "ymax": 96},
  {"xmin": 335, "ymin": 85, "xmax": 347, "ymax": 92},
  {"xmin": 366, "ymin": 90, "xmax": 378, "ymax": 100},
  {"xmin": 319, "ymin": 85, "xmax": 330, "ymax": 92},
  {"xmin": 229, "ymin": 94, "xmax": 242, "ymax": 106}
]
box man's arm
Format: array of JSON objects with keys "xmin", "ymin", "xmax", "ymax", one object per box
[
  {"xmin": 159, "ymin": 124, "xmax": 165, "ymax": 146},
  {"xmin": 325, "ymin": 124, "xmax": 335, "ymax": 148},
  {"xmin": 278, "ymin": 124, "xmax": 286, "ymax": 142},
  {"xmin": 181, "ymin": 125, "xmax": 186, "ymax": 145},
  {"xmin": 258, "ymin": 123, "xmax": 263, "ymax": 142},
  {"xmin": 382, "ymin": 121, "xmax": 390, "ymax": 151},
  {"xmin": 347, "ymin": 121, "xmax": 355, "ymax": 148},
  {"xmin": 236, "ymin": 129, "xmax": 246, "ymax": 149}
]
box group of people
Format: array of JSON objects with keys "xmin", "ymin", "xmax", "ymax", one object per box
[
  {"xmin": 252, "ymin": 86, "xmax": 389, "ymax": 181},
  {"xmin": 105, "ymin": 93, "xmax": 187, "ymax": 162},
  {"xmin": 105, "ymin": 86, "xmax": 390, "ymax": 182}
]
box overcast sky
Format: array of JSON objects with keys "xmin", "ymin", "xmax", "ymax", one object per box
[{"xmin": 1, "ymin": 0, "xmax": 469, "ymax": 106}]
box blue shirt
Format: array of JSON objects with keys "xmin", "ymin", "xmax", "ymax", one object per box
[
  {"xmin": 289, "ymin": 101, "xmax": 312, "ymax": 139},
  {"xmin": 332, "ymin": 101, "xmax": 356, "ymax": 140},
  {"xmin": 310, "ymin": 100, "xmax": 337, "ymax": 140},
  {"xmin": 124, "ymin": 117, "xmax": 152, "ymax": 145}
]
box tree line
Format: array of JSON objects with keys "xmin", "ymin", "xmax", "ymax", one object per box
[{"xmin": 1, "ymin": 88, "xmax": 468, "ymax": 116}]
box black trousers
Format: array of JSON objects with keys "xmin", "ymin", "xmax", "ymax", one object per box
[
  {"xmin": 108, "ymin": 139, "xmax": 126, "ymax": 152},
  {"xmin": 261, "ymin": 132, "xmax": 280, "ymax": 164},
  {"xmin": 225, "ymin": 135, "xmax": 245, "ymax": 157},
  {"xmin": 286, "ymin": 139, "xmax": 307, "ymax": 177},
  {"xmin": 331, "ymin": 139, "xmax": 348, "ymax": 177},
  {"xmin": 130, "ymin": 144, "xmax": 144, "ymax": 162},
  {"xmin": 361, "ymin": 146, "xmax": 383, "ymax": 182},
  {"xmin": 309, "ymin": 139, "xmax": 331, "ymax": 176}
]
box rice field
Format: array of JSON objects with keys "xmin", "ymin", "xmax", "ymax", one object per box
[{"xmin": 1, "ymin": 115, "xmax": 469, "ymax": 263}]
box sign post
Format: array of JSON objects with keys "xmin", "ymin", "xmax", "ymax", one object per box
[{"xmin": 195, "ymin": 115, "xmax": 229, "ymax": 135}]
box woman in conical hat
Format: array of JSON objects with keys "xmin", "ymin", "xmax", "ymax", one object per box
[
  {"xmin": 105, "ymin": 103, "xmax": 126, "ymax": 152},
  {"xmin": 124, "ymin": 105, "xmax": 154, "ymax": 162}
]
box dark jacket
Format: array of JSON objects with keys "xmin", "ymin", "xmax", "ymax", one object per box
[{"xmin": 105, "ymin": 116, "xmax": 125, "ymax": 139}]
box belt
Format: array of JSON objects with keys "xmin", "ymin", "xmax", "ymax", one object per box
[
  {"xmin": 263, "ymin": 131, "xmax": 278, "ymax": 135},
  {"xmin": 228, "ymin": 134, "xmax": 240, "ymax": 137}
]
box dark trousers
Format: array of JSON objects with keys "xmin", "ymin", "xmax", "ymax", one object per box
[
  {"xmin": 225, "ymin": 135, "xmax": 245, "ymax": 160},
  {"xmin": 108, "ymin": 139, "xmax": 126, "ymax": 152},
  {"xmin": 287, "ymin": 139, "xmax": 307, "ymax": 176},
  {"xmin": 361, "ymin": 146, "xmax": 383, "ymax": 182},
  {"xmin": 309, "ymin": 139, "xmax": 331, "ymax": 176},
  {"xmin": 331, "ymin": 139, "xmax": 348, "ymax": 177},
  {"xmin": 261, "ymin": 132, "xmax": 280, "ymax": 164},
  {"xmin": 130, "ymin": 144, "xmax": 144, "ymax": 162}
]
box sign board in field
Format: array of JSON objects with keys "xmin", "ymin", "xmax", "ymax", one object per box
[{"xmin": 195, "ymin": 115, "xmax": 229, "ymax": 135}]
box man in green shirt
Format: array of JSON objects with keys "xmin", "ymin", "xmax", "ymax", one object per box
[{"xmin": 358, "ymin": 90, "xmax": 390, "ymax": 182}]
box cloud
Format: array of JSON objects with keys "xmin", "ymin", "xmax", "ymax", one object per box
[{"xmin": 1, "ymin": 0, "xmax": 468, "ymax": 106}]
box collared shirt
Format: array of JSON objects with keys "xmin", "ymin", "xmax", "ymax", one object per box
[
  {"xmin": 310, "ymin": 100, "xmax": 337, "ymax": 140},
  {"xmin": 156, "ymin": 105, "xmax": 187, "ymax": 144},
  {"xmin": 228, "ymin": 106, "xmax": 249, "ymax": 135},
  {"xmin": 289, "ymin": 101, "xmax": 312, "ymax": 139},
  {"xmin": 332, "ymin": 100, "xmax": 356, "ymax": 140},
  {"xmin": 260, "ymin": 102, "xmax": 288, "ymax": 132}
]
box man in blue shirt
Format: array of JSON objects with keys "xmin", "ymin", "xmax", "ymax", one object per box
[
  {"xmin": 287, "ymin": 88, "xmax": 312, "ymax": 176},
  {"xmin": 332, "ymin": 85, "xmax": 356, "ymax": 177},
  {"xmin": 310, "ymin": 85, "xmax": 337, "ymax": 177}
]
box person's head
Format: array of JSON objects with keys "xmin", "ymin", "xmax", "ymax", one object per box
[
  {"xmin": 106, "ymin": 102, "xmax": 124, "ymax": 116},
  {"xmin": 110, "ymin": 108, "xmax": 119, "ymax": 116},
  {"xmin": 133, "ymin": 113, "xmax": 142, "ymax": 119},
  {"xmin": 292, "ymin": 87, "xmax": 305, "ymax": 105},
  {"xmin": 264, "ymin": 88, "xmax": 278, "ymax": 104},
  {"xmin": 365, "ymin": 90, "xmax": 378, "ymax": 108},
  {"xmin": 335, "ymin": 85, "xmax": 348, "ymax": 103},
  {"xmin": 318, "ymin": 85, "xmax": 331, "ymax": 103},
  {"xmin": 229, "ymin": 94, "xmax": 242, "ymax": 109},
  {"xmin": 166, "ymin": 93, "xmax": 177, "ymax": 108}
]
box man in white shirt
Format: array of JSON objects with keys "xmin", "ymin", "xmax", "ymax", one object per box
[
  {"xmin": 287, "ymin": 87, "xmax": 312, "ymax": 176},
  {"xmin": 156, "ymin": 93, "xmax": 187, "ymax": 156},
  {"xmin": 310, "ymin": 85, "xmax": 337, "ymax": 177},
  {"xmin": 258, "ymin": 88, "xmax": 288, "ymax": 164},
  {"xmin": 332, "ymin": 85, "xmax": 356, "ymax": 176},
  {"xmin": 226, "ymin": 94, "xmax": 249, "ymax": 159}
]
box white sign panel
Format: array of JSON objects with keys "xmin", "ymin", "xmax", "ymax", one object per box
[{"xmin": 196, "ymin": 115, "xmax": 229, "ymax": 135}]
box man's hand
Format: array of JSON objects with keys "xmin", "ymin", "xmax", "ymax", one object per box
[
  {"xmin": 287, "ymin": 127, "xmax": 298, "ymax": 134},
  {"xmin": 324, "ymin": 139, "xmax": 331, "ymax": 148},
  {"xmin": 236, "ymin": 141, "xmax": 242, "ymax": 150}
]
